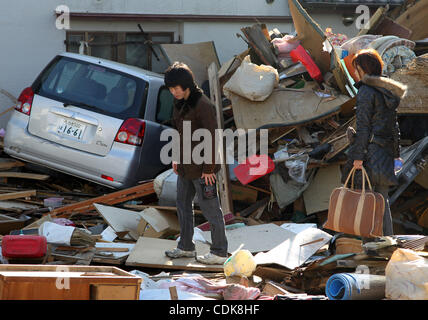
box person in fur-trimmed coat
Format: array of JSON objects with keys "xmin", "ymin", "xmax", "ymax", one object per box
[{"xmin": 342, "ymin": 48, "xmax": 407, "ymax": 236}]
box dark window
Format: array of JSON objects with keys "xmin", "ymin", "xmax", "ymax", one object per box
[
  {"xmin": 156, "ymin": 86, "xmax": 174, "ymax": 125},
  {"xmin": 33, "ymin": 56, "xmax": 148, "ymax": 120},
  {"xmin": 65, "ymin": 31, "xmax": 173, "ymax": 73}
]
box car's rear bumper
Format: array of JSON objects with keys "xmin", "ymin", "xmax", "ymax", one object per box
[{"xmin": 4, "ymin": 111, "xmax": 141, "ymax": 189}]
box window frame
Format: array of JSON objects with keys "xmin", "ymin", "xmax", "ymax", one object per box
[{"xmin": 65, "ymin": 31, "xmax": 174, "ymax": 72}]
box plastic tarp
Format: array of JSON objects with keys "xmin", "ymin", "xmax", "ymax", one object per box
[{"xmin": 386, "ymin": 248, "xmax": 428, "ymax": 300}]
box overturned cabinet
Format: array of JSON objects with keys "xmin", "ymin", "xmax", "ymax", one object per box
[{"xmin": 0, "ymin": 265, "xmax": 141, "ymax": 300}]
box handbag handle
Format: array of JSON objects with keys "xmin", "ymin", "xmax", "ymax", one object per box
[{"xmin": 344, "ymin": 166, "xmax": 373, "ymax": 192}]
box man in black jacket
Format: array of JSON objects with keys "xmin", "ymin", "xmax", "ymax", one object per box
[{"xmin": 163, "ymin": 62, "xmax": 228, "ymax": 265}]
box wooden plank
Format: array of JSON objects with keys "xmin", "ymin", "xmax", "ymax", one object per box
[
  {"xmin": 50, "ymin": 181, "xmax": 155, "ymax": 218},
  {"xmin": 262, "ymin": 281, "xmax": 290, "ymax": 296},
  {"xmin": 126, "ymin": 237, "xmax": 224, "ymax": 272},
  {"xmin": 396, "ymin": 0, "xmax": 428, "ymax": 41},
  {"xmin": 208, "ymin": 62, "xmax": 234, "ymax": 215},
  {"xmin": 95, "ymin": 247, "xmax": 129, "ymax": 252},
  {"xmin": 169, "ymin": 286, "xmax": 178, "ymax": 300},
  {"xmin": 0, "ymin": 172, "xmax": 50, "ymax": 180},
  {"xmin": 373, "ymin": 17, "xmax": 412, "ymax": 39},
  {"xmin": 0, "ymin": 159, "xmax": 26, "ymax": 171},
  {"xmin": 0, "ymin": 190, "xmax": 36, "ymax": 201},
  {"xmin": 241, "ymin": 24, "xmax": 279, "ymax": 68}
]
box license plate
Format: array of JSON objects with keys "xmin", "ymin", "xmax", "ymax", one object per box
[{"xmin": 57, "ymin": 119, "xmax": 86, "ymax": 140}]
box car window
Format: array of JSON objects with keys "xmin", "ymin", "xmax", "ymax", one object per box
[
  {"xmin": 34, "ymin": 56, "xmax": 147, "ymax": 120},
  {"xmin": 156, "ymin": 86, "xmax": 174, "ymax": 125}
]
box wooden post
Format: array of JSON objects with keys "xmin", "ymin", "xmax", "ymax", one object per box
[
  {"xmin": 169, "ymin": 286, "xmax": 178, "ymax": 300},
  {"xmin": 208, "ymin": 62, "xmax": 234, "ymax": 215}
]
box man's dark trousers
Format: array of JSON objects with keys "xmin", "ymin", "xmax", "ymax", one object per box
[{"xmin": 176, "ymin": 175, "xmax": 228, "ymax": 257}]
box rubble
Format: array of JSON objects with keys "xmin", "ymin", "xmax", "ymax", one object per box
[{"xmin": 0, "ymin": 0, "xmax": 427, "ymax": 301}]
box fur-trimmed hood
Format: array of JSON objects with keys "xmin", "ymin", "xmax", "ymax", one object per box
[
  {"xmin": 361, "ymin": 75, "xmax": 407, "ymax": 99},
  {"xmin": 354, "ymin": 75, "xmax": 407, "ymax": 110}
]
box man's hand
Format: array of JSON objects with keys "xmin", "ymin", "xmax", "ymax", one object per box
[
  {"xmin": 202, "ymin": 173, "xmax": 216, "ymax": 186},
  {"xmin": 172, "ymin": 161, "xmax": 178, "ymax": 175},
  {"xmin": 353, "ymin": 160, "xmax": 363, "ymax": 169}
]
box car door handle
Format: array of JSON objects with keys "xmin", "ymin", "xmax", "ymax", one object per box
[
  {"xmin": 51, "ymin": 108, "xmax": 98, "ymax": 126},
  {"xmin": 51, "ymin": 108, "xmax": 74, "ymax": 118},
  {"xmin": 72, "ymin": 114, "xmax": 99, "ymax": 126}
]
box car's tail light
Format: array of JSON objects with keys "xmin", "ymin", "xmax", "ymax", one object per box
[
  {"xmin": 15, "ymin": 87, "xmax": 34, "ymax": 116},
  {"xmin": 115, "ymin": 118, "xmax": 146, "ymax": 146}
]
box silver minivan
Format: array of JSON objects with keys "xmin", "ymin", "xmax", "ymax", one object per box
[{"xmin": 4, "ymin": 53, "xmax": 174, "ymax": 189}]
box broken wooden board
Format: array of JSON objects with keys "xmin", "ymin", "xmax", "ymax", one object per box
[
  {"xmin": 138, "ymin": 207, "xmax": 180, "ymax": 238},
  {"xmin": 229, "ymin": 88, "xmax": 349, "ymax": 130},
  {"xmin": 209, "ymin": 62, "xmax": 234, "ymax": 215},
  {"xmin": 322, "ymin": 116, "xmax": 356, "ymax": 161},
  {"xmin": 303, "ymin": 164, "xmax": 342, "ymax": 215},
  {"xmin": 202, "ymin": 223, "xmax": 305, "ymax": 254},
  {"xmin": 396, "ymin": 0, "xmax": 428, "ymax": 41},
  {"xmin": 94, "ymin": 204, "xmax": 143, "ymax": 241},
  {"xmin": 254, "ymin": 227, "xmax": 332, "ymax": 270},
  {"xmin": 50, "ymin": 181, "xmax": 155, "ymax": 218},
  {"xmin": 160, "ymin": 41, "xmax": 220, "ymax": 87},
  {"xmin": 0, "ymin": 190, "xmax": 36, "ymax": 201},
  {"xmin": 0, "ymin": 172, "xmax": 50, "ymax": 181},
  {"xmin": 0, "ymin": 159, "xmax": 26, "ymax": 171},
  {"xmin": 126, "ymin": 237, "xmax": 223, "ymax": 272},
  {"xmin": 372, "ymin": 17, "xmax": 413, "ymax": 40},
  {"xmin": 0, "ymin": 201, "xmax": 39, "ymax": 212}
]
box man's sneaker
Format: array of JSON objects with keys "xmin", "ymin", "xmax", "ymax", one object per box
[
  {"xmin": 165, "ymin": 247, "xmax": 196, "ymax": 259},
  {"xmin": 196, "ymin": 252, "xmax": 228, "ymax": 265}
]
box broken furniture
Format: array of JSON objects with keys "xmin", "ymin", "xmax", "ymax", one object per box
[{"xmin": 0, "ymin": 265, "xmax": 141, "ymax": 300}]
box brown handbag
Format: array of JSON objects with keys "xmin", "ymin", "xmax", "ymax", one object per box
[{"xmin": 324, "ymin": 166, "xmax": 385, "ymax": 238}]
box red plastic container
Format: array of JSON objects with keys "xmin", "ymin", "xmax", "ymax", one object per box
[
  {"xmin": 290, "ymin": 45, "xmax": 323, "ymax": 83},
  {"xmin": 1, "ymin": 235, "xmax": 47, "ymax": 258},
  {"xmin": 233, "ymin": 154, "xmax": 275, "ymax": 185}
]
